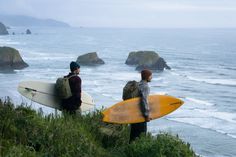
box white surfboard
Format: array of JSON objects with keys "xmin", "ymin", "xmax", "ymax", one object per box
[{"xmin": 18, "ymin": 81, "xmax": 95, "ymax": 112}]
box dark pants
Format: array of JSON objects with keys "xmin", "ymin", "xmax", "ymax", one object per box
[
  {"xmin": 130, "ymin": 122, "xmax": 147, "ymax": 143},
  {"xmin": 61, "ymin": 96, "xmax": 81, "ymax": 115}
]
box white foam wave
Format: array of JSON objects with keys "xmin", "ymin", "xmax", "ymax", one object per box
[
  {"xmin": 152, "ymin": 77, "xmax": 164, "ymax": 81},
  {"xmin": 0, "ymin": 39, "xmax": 23, "ymax": 45},
  {"xmin": 228, "ymin": 134, "xmax": 236, "ymax": 139},
  {"xmin": 24, "ymin": 51, "xmax": 74, "ymax": 61},
  {"xmin": 167, "ymin": 105, "xmax": 236, "ymax": 139},
  {"xmin": 101, "ymin": 93, "xmax": 120, "ymax": 101},
  {"xmin": 194, "ymin": 109, "xmax": 236, "ymax": 124},
  {"xmin": 25, "ymin": 56, "xmax": 74, "ymax": 61},
  {"xmin": 170, "ymin": 71, "xmax": 182, "ymax": 76},
  {"xmin": 155, "ymin": 92, "xmax": 168, "ymax": 95},
  {"xmin": 102, "ymin": 93, "xmax": 112, "ymax": 97},
  {"xmin": 109, "ymin": 72, "xmax": 139, "ymax": 81},
  {"xmin": 168, "ymin": 117, "xmax": 236, "ymax": 139},
  {"xmin": 187, "ymin": 76, "xmax": 236, "ymax": 86},
  {"xmin": 185, "ymin": 97, "xmax": 215, "ymax": 106}
]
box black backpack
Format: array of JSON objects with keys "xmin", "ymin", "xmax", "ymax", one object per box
[{"xmin": 122, "ymin": 80, "xmax": 140, "ymax": 100}]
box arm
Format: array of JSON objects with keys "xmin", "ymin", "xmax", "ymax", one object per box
[
  {"xmin": 73, "ymin": 77, "xmax": 82, "ymax": 104},
  {"xmin": 139, "ymin": 85, "xmax": 150, "ymax": 120}
]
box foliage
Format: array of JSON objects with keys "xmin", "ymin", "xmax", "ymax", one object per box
[{"xmin": 0, "ymin": 98, "xmax": 198, "ymax": 157}]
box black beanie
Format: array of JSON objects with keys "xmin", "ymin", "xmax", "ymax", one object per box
[
  {"xmin": 141, "ymin": 69, "xmax": 152, "ymax": 80},
  {"xmin": 70, "ymin": 61, "xmax": 80, "ymax": 72}
]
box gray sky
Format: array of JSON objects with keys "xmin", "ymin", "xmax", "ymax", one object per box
[{"xmin": 0, "ymin": 0, "xmax": 236, "ymax": 28}]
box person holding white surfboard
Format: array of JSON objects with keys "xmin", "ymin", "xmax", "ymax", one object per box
[
  {"xmin": 61, "ymin": 61, "xmax": 82, "ymax": 115},
  {"xmin": 129, "ymin": 69, "xmax": 153, "ymax": 142}
]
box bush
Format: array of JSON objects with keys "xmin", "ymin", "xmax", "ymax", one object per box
[
  {"xmin": 123, "ymin": 133, "xmax": 198, "ymax": 157},
  {"xmin": 0, "ymin": 98, "xmax": 198, "ymax": 157}
]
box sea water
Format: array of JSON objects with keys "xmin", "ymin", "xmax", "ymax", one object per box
[{"xmin": 0, "ymin": 27, "xmax": 236, "ymax": 157}]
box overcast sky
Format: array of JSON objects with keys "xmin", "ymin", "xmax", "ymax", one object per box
[{"xmin": 0, "ymin": 0, "xmax": 236, "ymax": 28}]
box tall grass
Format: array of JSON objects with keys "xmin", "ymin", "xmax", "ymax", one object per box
[{"xmin": 0, "ymin": 98, "xmax": 198, "ymax": 157}]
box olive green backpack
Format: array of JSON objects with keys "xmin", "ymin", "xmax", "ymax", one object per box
[
  {"xmin": 122, "ymin": 80, "xmax": 140, "ymax": 100},
  {"xmin": 55, "ymin": 75, "xmax": 76, "ymax": 99}
]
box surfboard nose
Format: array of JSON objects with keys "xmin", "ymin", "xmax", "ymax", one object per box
[{"xmin": 169, "ymin": 98, "xmax": 184, "ymax": 107}]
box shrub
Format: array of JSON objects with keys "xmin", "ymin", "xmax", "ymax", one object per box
[
  {"xmin": 123, "ymin": 133, "xmax": 198, "ymax": 157},
  {"xmin": 0, "ymin": 98, "xmax": 198, "ymax": 157}
]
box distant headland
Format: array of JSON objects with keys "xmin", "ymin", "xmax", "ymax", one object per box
[{"xmin": 0, "ymin": 14, "xmax": 70, "ymax": 27}]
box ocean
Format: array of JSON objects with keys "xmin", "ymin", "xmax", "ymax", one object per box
[{"xmin": 0, "ymin": 27, "xmax": 236, "ymax": 157}]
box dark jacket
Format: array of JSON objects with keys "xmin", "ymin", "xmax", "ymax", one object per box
[{"xmin": 61, "ymin": 73, "xmax": 82, "ymax": 111}]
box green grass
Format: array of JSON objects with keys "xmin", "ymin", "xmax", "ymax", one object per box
[{"xmin": 0, "ymin": 97, "xmax": 199, "ymax": 157}]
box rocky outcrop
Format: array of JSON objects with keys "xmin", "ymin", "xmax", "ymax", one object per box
[
  {"xmin": 0, "ymin": 47, "xmax": 29, "ymax": 70},
  {"xmin": 26, "ymin": 29, "xmax": 31, "ymax": 34},
  {"xmin": 76, "ymin": 52, "xmax": 105, "ymax": 65},
  {"xmin": 0, "ymin": 22, "xmax": 9, "ymax": 35},
  {"xmin": 125, "ymin": 51, "xmax": 171, "ymax": 71}
]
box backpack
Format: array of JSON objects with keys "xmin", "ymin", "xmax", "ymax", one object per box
[
  {"xmin": 122, "ymin": 80, "xmax": 140, "ymax": 100},
  {"xmin": 55, "ymin": 75, "xmax": 76, "ymax": 99}
]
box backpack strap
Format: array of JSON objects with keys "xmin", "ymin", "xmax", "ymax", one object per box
[{"xmin": 66, "ymin": 74, "xmax": 77, "ymax": 79}]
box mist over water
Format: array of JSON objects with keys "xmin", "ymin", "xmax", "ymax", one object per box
[{"xmin": 0, "ymin": 27, "xmax": 236, "ymax": 157}]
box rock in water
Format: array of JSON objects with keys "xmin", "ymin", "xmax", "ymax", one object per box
[
  {"xmin": 125, "ymin": 51, "xmax": 171, "ymax": 71},
  {"xmin": 0, "ymin": 22, "xmax": 9, "ymax": 35},
  {"xmin": 126, "ymin": 51, "xmax": 159, "ymax": 65},
  {"xmin": 0, "ymin": 46, "xmax": 29, "ymax": 70},
  {"xmin": 26, "ymin": 29, "xmax": 31, "ymax": 34},
  {"xmin": 76, "ymin": 52, "xmax": 105, "ymax": 65}
]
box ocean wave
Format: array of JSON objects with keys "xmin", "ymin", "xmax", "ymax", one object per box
[
  {"xmin": 168, "ymin": 117, "xmax": 236, "ymax": 139},
  {"xmin": 185, "ymin": 97, "xmax": 215, "ymax": 106},
  {"xmin": 102, "ymin": 93, "xmax": 112, "ymax": 97},
  {"xmin": 194, "ymin": 109, "xmax": 236, "ymax": 124},
  {"xmin": 169, "ymin": 70, "xmax": 236, "ymax": 86},
  {"xmin": 0, "ymin": 39, "xmax": 23, "ymax": 45},
  {"xmin": 167, "ymin": 105, "xmax": 236, "ymax": 139},
  {"xmin": 108, "ymin": 72, "xmax": 139, "ymax": 81},
  {"xmin": 228, "ymin": 133, "xmax": 236, "ymax": 139},
  {"xmin": 224, "ymin": 67, "xmax": 236, "ymax": 71},
  {"xmin": 155, "ymin": 92, "xmax": 168, "ymax": 95},
  {"xmin": 152, "ymin": 77, "xmax": 164, "ymax": 81},
  {"xmin": 169, "ymin": 71, "xmax": 181, "ymax": 76},
  {"xmin": 25, "ymin": 56, "xmax": 74, "ymax": 61},
  {"xmin": 172, "ymin": 99, "xmax": 236, "ymax": 124},
  {"xmin": 101, "ymin": 93, "xmax": 120, "ymax": 101},
  {"xmin": 23, "ymin": 51, "xmax": 75, "ymax": 61},
  {"xmin": 187, "ymin": 76, "xmax": 236, "ymax": 86}
]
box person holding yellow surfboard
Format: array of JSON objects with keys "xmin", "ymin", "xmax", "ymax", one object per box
[{"xmin": 128, "ymin": 69, "xmax": 153, "ymax": 142}]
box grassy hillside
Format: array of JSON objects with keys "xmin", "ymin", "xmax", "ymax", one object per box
[{"xmin": 0, "ymin": 97, "xmax": 198, "ymax": 157}]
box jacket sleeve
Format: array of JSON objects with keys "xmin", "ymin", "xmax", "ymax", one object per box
[
  {"xmin": 139, "ymin": 85, "xmax": 150, "ymax": 118},
  {"xmin": 74, "ymin": 77, "xmax": 82, "ymax": 104}
]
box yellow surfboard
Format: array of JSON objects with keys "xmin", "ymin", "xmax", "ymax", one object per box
[{"xmin": 102, "ymin": 95, "xmax": 184, "ymax": 124}]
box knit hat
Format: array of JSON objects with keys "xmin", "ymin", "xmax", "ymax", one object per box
[
  {"xmin": 70, "ymin": 61, "xmax": 80, "ymax": 72},
  {"xmin": 141, "ymin": 69, "xmax": 152, "ymax": 80}
]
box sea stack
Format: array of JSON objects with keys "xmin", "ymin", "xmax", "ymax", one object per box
[
  {"xmin": 26, "ymin": 29, "xmax": 31, "ymax": 34},
  {"xmin": 0, "ymin": 46, "xmax": 29, "ymax": 70},
  {"xmin": 125, "ymin": 51, "xmax": 171, "ymax": 71},
  {"xmin": 0, "ymin": 22, "xmax": 9, "ymax": 35},
  {"xmin": 76, "ymin": 52, "xmax": 105, "ymax": 66}
]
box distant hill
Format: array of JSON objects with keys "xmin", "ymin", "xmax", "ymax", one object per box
[
  {"xmin": 0, "ymin": 14, "xmax": 70, "ymax": 27},
  {"xmin": 0, "ymin": 22, "xmax": 9, "ymax": 35}
]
